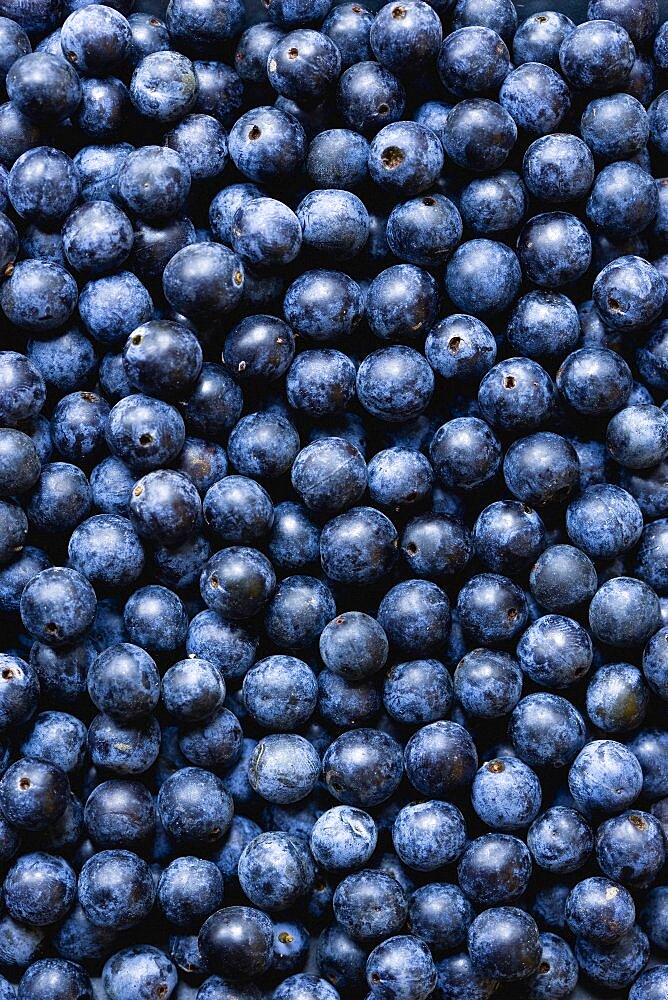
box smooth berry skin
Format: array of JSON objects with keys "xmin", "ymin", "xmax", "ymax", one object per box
[
  {"xmin": 88, "ymin": 712, "xmax": 161, "ymax": 775},
  {"xmin": 224, "ymin": 315, "xmax": 295, "ymax": 381},
  {"xmin": 102, "ymin": 946, "xmax": 177, "ymax": 1000},
  {"xmin": 298, "ymin": 189, "xmax": 368, "ymax": 262},
  {"xmin": 400, "ymin": 512, "xmax": 471, "ymax": 580},
  {"xmin": 454, "ymin": 648, "xmax": 521, "ymax": 720},
  {"xmin": 79, "ymin": 272, "xmax": 153, "ymax": 347},
  {"xmin": 336, "ymin": 60, "xmax": 405, "ymax": 136},
  {"xmin": 78, "ymin": 849, "xmax": 155, "ymax": 929},
  {"xmin": 320, "ymin": 506, "xmax": 397, "ymax": 586},
  {"xmin": 522, "ymin": 933, "xmax": 578, "ymax": 1000},
  {"xmin": 594, "ymin": 256, "xmax": 665, "ymax": 332},
  {"xmin": 529, "ymin": 545, "xmax": 598, "ymax": 612},
  {"xmin": 124, "ymin": 585, "xmax": 188, "ymax": 655},
  {"xmin": 20, "ymin": 566, "xmax": 96, "ymax": 647},
  {"xmin": 129, "ymin": 50, "xmax": 197, "ymax": 123},
  {"xmin": 393, "ymin": 800, "xmax": 466, "ymax": 871},
  {"xmin": 517, "ymin": 615, "xmax": 592, "ymax": 690},
  {"xmin": 406, "ymin": 884, "xmax": 473, "ymax": 957},
  {"xmin": 130, "ymin": 469, "xmax": 201, "ymax": 546},
  {"xmin": 162, "ymin": 658, "xmax": 224, "ymax": 724},
  {"xmin": 122, "ymin": 319, "xmax": 202, "ymax": 400},
  {"xmin": 559, "ymin": 19, "xmax": 635, "ymax": 92},
  {"xmin": 164, "ymin": 112, "xmax": 228, "ymax": 180},
  {"xmin": 9, "ymin": 146, "xmax": 80, "ymax": 228},
  {"xmin": 60, "ymin": 5, "xmax": 131, "ymax": 75},
  {"xmin": 106, "ymin": 394, "xmax": 185, "ymax": 473},
  {"xmin": 517, "ymin": 212, "xmax": 592, "ymax": 289},
  {"xmin": 446, "ymin": 239, "xmax": 521, "ymax": 316},
  {"xmin": 471, "ymin": 757, "xmax": 541, "ymax": 831},
  {"xmin": 457, "ymin": 833, "xmax": 531, "ymax": 907},
  {"xmin": 287, "ymin": 349, "xmax": 356, "ymax": 417},
  {"xmin": 504, "ymin": 433, "xmax": 579, "ymax": 509},
  {"xmin": 68, "ymin": 514, "xmax": 144, "ymax": 589},
  {"xmin": 4, "ymin": 851, "xmax": 76, "ymax": 926},
  {"xmin": 425, "ymin": 314, "xmax": 495, "ymax": 381},
  {"xmin": 323, "ymin": 729, "xmax": 402, "ymax": 807},
  {"xmin": 404, "ymin": 721, "xmax": 478, "ymax": 799},
  {"xmin": 368, "ymin": 448, "xmax": 432, "ymax": 509},
  {"xmin": 1, "ymin": 260, "xmax": 78, "ymax": 334},
  {"xmin": 500, "ymin": 61, "xmax": 570, "ymax": 136},
  {"xmin": 630, "ymin": 967, "xmax": 668, "ymax": 1000},
  {"xmin": 581, "ymin": 93, "xmax": 648, "ymax": 161},
  {"xmin": 292, "ymin": 438, "xmax": 366, "ymax": 514},
  {"xmin": 158, "ymin": 766, "xmax": 233, "ymax": 846},
  {"xmin": 319, "ymin": 611, "xmax": 388, "ymax": 681},
  {"xmin": 284, "ymin": 268, "xmax": 364, "ymax": 342},
  {"xmin": 0, "ymin": 16, "xmax": 30, "ymax": 82},
  {"xmin": 366, "ymin": 934, "xmax": 436, "ymax": 1000},
  {"xmin": 586, "ymin": 663, "xmax": 649, "ymax": 733},
  {"xmin": 0, "ymin": 499, "xmax": 28, "ymax": 564},
  {"xmin": 21, "ymin": 711, "xmax": 86, "ymax": 775},
  {"xmin": 589, "ymin": 576, "xmax": 661, "ymax": 649},
  {"xmin": 84, "ymin": 779, "xmax": 155, "ymax": 849},
  {"xmin": 635, "ymin": 520, "xmax": 668, "ymax": 596},
  {"xmin": 527, "ymin": 808, "xmax": 593, "ymax": 874},
  {"xmin": 357, "ymin": 346, "xmax": 433, "ymax": 423},
  {"xmin": 239, "ymin": 831, "xmax": 315, "ymax": 912},
  {"xmin": 457, "ymin": 573, "xmax": 528, "ymax": 646},
  {"xmin": 87, "ymin": 642, "xmax": 159, "ymax": 721},
  {"xmin": 310, "ymin": 806, "xmax": 377, "ymax": 872},
  {"xmin": 444, "ymin": 98, "xmax": 517, "ymax": 173},
  {"xmin": 118, "ymin": 145, "xmax": 191, "ymax": 220},
  {"xmin": 243, "ymin": 654, "xmax": 316, "ymax": 730},
  {"xmin": 178, "ymin": 705, "xmax": 243, "ymax": 772},
  {"xmin": 434, "ymin": 951, "xmax": 498, "ymax": 1000},
  {"xmin": 246, "ymin": 734, "xmax": 316, "ymax": 805},
  {"xmin": 430, "ymin": 417, "xmax": 501, "ymax": 491},
  {"xmin": 164, "ymin": 243, "xmax": 244, "ymax": 321},
  {"xmin": 588, "ymin": 163, "xmax": 658, "ymax": 238},
  {"xmin": 17, "ymin": 959, "xmax": 93, "ymax": 1000},
  {"xmin": 473, "ymin": 500, "xmax": 545, "ymax": 577},
  {"xmin": 203, "ymin": 476, "xmax": 273, "ymax": 546},
  {"xmin": 566, "ymin": 484, "xmax": 642, "ymax": 560},
  {"xmin": 7, "ymin": 52, "xmax": 82, "ymax": 122},
  {"xmin": 387, "ymin": 193, "xmax": 463, "ymax": 268},
  {"xmin": 199, "ymin": 906, "xmax": 273, "ymax": 980},
  {"xmin": 588, "ymin": 0, "xmax": 658, "ymax": 45},
  {"xmin": 459, "ymin": 169, "xmax": 526, "ymax": 235},
  {"xmin": 468, "ymin": 907, "xmax": 541, "ymax": 983},
  {"xmin": 0, "ymin": 757, "xmax": 69, "ymax": 831},
  {"xmin": 607, "ymin": 404, "xmax": 668, "ymax": 470},
  {"xmin": 322, "ymin": 3, "xmax": 373, "ymax": 67},
  {"xmin": 508, "ymin": 291, "xmax": 579, "ymax": 363},
  {"xmin": 272, "ymin": 974, "xmax": 336, "ymax": 1000},
  {"xmin": 269, "ymin": 501, "xmax": 320, "ymax": 573},
  {"xmin": 438, "ymin": 26, "xmax": 509, "ymax": 96},
  {"xmin": 510, "ymin": 692, "xmax": 586, "ymax": 768},
  {"xmin": 575, "ymin": 925, "xmax": 650, "ymax": 992},
  {"xmin": 369, "ymin": 121, "xmax": 443, "ymax": 197},
  {"xmin": 378, "ymin": 579, "xmax": 450, "ymax": 654},
  {"xmin": 227, "ymin": 412, "xmax": 299, "ymax": 479},
  {"xmin": 569, "ymin": 740, "xmax": 643, "ymax": 816},
  {"xmin": 267, "ymin": 28, "xmax": 340, "ymax": 103},
  {"xmin": 229, "ymin": 106, "xmax": 306, "ymax": 182},
  {"xmin": 187, "ymin": 610, "xmax": 258, "ymax": 681},
  {"xmin": 523, "ymin": 133, "xmax": 594, "ymax": 204},
  {"xmin": 370, "ymin": 0, "xmax": 442, "ymax": 76},
  {"xmin": 480, "ymin": 358, "xmax": 556, "ymax": 434},
  {"xmin": 596, "ymin": 810, "xmax": 666, "ymax": 888},
  {"xmin": 200, "ymin": 546, "xmax": 275, "ymax": 620}
]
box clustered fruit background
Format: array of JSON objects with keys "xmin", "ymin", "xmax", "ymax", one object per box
[{"xmin": 0, "ymin": 0, "xmax": 666, "ymax": 997}]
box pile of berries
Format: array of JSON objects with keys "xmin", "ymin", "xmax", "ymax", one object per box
[{"xmin": 0, "ymin": 0, "xmax": 666, "ymax": 996}]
